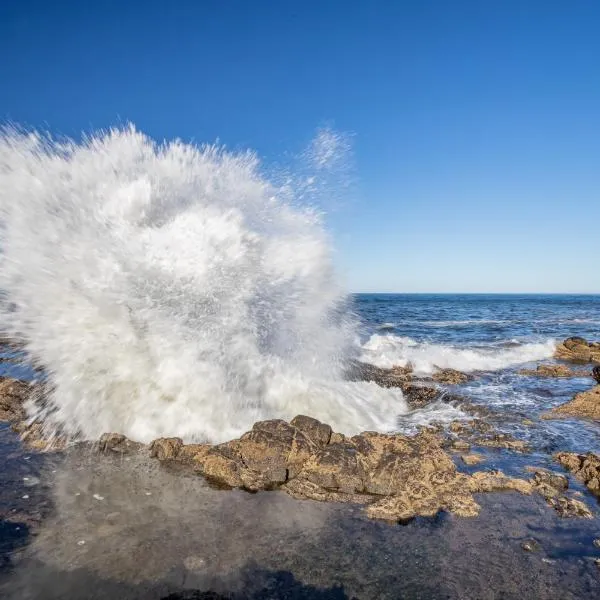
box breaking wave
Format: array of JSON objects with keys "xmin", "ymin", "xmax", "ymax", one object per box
[
  {"xmin": 359, "ymin": 334, "xmax": 556, "ymax": 374},
  {"xmin": 0, "ymin": 126, "xmax": 407, "ymax": 443}
]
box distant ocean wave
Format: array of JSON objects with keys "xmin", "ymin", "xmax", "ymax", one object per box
[{"xmin": 359, "ymin": 334, "xmax": 556, "ymax": 374}]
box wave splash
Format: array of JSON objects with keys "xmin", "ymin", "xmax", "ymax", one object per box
[
  {"xmin": 0, "ymin": 126, "xmax": 405, "ymax": 443},
  {"xmin": 360, "ymin": 334, "xmax": 556, "ymax": 374}
]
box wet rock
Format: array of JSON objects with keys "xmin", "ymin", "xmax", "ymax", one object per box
[
  {"xmin": 461, "ymin": 454, "xmax": 485, "ymax": 466},
  {"xmin": 522, "ymin": 467, "xmax": 587, "ymax": 516},
  {"xmin": 432, "ymin": 368, "xmax": 473, "ymax": 385},
  {"xmin": 546, "ymin": 496, "xmax": 593, "ymax": 519},
  {"xmin": 329, "ymin": 432, "xmax": 345, "ymax": 444},
  {"xmin": 290, "ymin": 415, "xmax": 332, "ymax": 446},
  {"xmin": 548, "ymin": 385, "xmax": 600, "ymax": 421},
  {"xmin": 345, "ymin": 360, "xmax": 412, "ymax": 388},
  {"xmin": 476, "ymin": 434, "xmax": 529, "ymax": 453},
  {"xmin": 526, "ymin": 468, "xmax": 568, "ymax": 499},
  {"xmin": 189, "ymin": 419, "xmax": 320, "ymax": 491},
  {"xmin": 451, "ymin": 440, "xmax": 471, "ymax": 451},
  {"xmin": 401, "ymin": 384, "xmax": 440, "ymax": 409},
  {"xmin": 468, "ymin": 470, "xmax": 533, "ymax": 495},
  {"xmin": 521, "ymin": 539, "xmax": 540, "ymax": 552},
  {"xmin": 0, "ymin": 377, "xmax": 32, "ymax": 422},
  {"xmin": 555, "ymin": 451, "xmax": 600, "ymax": 497},
  {"xmin": 149, "ymin": 437, "xmax": 183, "ymax": 460},
  {"xmin": 555, "ymin": 337, "xmax": 600, "ymax": 364},
  {"xmin": 593, "ymin": 366, "xmax": 600, "ymax": 384},
  {"xmin": 99, "ymin": 433, "xmax": 144, "ymax": 455},
  {"xmin": 518, "ymin": 364, "xmax": 581, "ymax": 378}
]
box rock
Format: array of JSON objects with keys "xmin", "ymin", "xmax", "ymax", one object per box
[
  {"xmin": 518, "ymin": 364, "xmax": 580, "ymax": 378},
  {"xmin": 555, "ymin": 452, "xmax": 600, "ymax": 497},
  {"xmin": 521, "ymin": 539, "xmax": 540, "ymax": 552},
  {"xmin": 401, "ymin": 384, "xmax": 440, "ymax": 409},
  {"xmin": 548, "ymin": 385, "xmax": 600, "ymax": 421},
  {"xmin": 290, "ymin": 415, "xmax": 332, "ymax": 446},
  {"xmin": 451, "ymin": 440, "xmax": 471, "ymax": 451},
  {"xmin": 432, "ymin": 368, "xmax": 473, "ymax": 385},
  {"xmin": 461, "ymin": 454, "xmax": 484, "ymax": 466},
  {"xmin": 476, "ymin": 434, "xmax": 529, "ymax": 453},
  {"xmin": 345, "ymin": 361, "xmax": 412, "ymax": 388},
  {"xmin": 85, "ymin": 414, "xmax": 591, "ymax": 524},
  {"xmin": 99, "ymin": 433, "xmax": 144, "ymax": 455},
  {"xmin": 149, "ymin": 437, "xmax": 183, "ymax": 460},
  {"xmin": 527, "ymin": 468, "xmax": 568, "ymax": 499},
  {"xmin": 555, "ymin": 337, "xmax": 600, "ymax": 364},
  {"xmin": 593, "ymin": 366, "xmax": 600, "ymax": 384},
  {"xmin": 0, "ymin": 377, "xmax": 33, "ymax": 422},
  {"xmin": 190, "ymin": 419, "xmax": 320, "ymax": 491},
  {"xmin": 546, "ymin": 496, "xmax": 593, "ymax": 519},
  {"xmin": 468, "ymin": 471, "xmax": 533, "ymax": 495},
  {"xmin": 329, "ymin": 432, "xmax": 345, "ymax": 444}
]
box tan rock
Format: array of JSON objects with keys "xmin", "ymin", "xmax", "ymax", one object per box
[
  {"xmin": 432, "ymin": 368, "xmax": 473, "ymax": 385},
  {"xmin": 96, "ymin": 433, "xmax": 144, "ymax": 455},
  {"xmin": 555, "ymin": 451, "xmax": 600, "ymax": 497},
  {"xmin": 149, "ymin": 437, "xmax": 183, "ymax": 460},
  {"xmin": 290, "ymin": 414, "xmax": 332, "ymax": 446},
  {"xmin": 548, "ymin": 385, "xmax": 600, "ymax": 420},
  {"xmin": 518, "ymin": 364, "xmax": 581, "ymax": 378},
  {"xmin": 400, "ymin": 383, "xmax": 440, "ymax": 409},
  {"xmin": 468, "ymin": 470, "xmax": 533, "ymax": 495},
  {"xmin": 461, "ymin": 454, "xmax": 485, "ymax": 466},
  {"xmin": 345, "ymin": 361, "xmax": 412, "ymax": 388},
  {"xmin": 554, "ymin": 337, "xmax": 600, "ymax": 364},
  {"xmin": 546, "ymin": 496, "xmax": 593, "ymax": 518},
  {"xmin": 0, "ymin": 377, "xmax": 33, "ymax": 422}
]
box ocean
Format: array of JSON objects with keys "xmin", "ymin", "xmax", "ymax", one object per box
[{"xmin": 354, "ymin": 293, "xmax": 600, "ymax": 454}]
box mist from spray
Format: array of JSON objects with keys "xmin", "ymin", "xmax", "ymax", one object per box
[{"xmin": 0, "ymin": 126, "xmax": 406, "ymax": 443}]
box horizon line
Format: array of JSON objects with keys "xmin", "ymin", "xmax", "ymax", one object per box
[{"xmin": 350, "ymin": 291, "xmax": 600, "ymax": 295}]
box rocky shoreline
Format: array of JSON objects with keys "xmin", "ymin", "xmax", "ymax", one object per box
[{"xmin": 1, "ymin": 337, "xmax": 600, "ymax": 526}]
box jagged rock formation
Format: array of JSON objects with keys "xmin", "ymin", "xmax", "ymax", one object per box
[
  {"xmin": 518, "ymin": 364, "xmax": 586, "ymax": 378},
  {"xmin": 555, "ymin": 452, "xmax": 600, "ymax": 496},
  {"xmin": 554, "ymin": 337, "xmax": 600, "ymax": 364},
  {"xmin": 548, "ymin": 385, "xmax": 600, "ymax": 421}
]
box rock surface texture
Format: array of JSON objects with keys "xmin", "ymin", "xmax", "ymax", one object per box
[
  {"xmin": 554, "ymin": 337, "xmax": 600, "ymax": 364},
  {"xmin": 548, "ymin": 385, "xmax": 600, "ymax": 421},
  {"xmin": 518, "ymin": 364, "xmax": 585, "ymax": 378},
  {"xmin": 555, "ymin": 452, "xmax": 600, "ymax": 497}
]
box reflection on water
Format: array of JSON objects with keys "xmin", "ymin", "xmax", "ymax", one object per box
[{"xmin": 1, "ymin": 432, "xmax": 600, "ymax": 600}]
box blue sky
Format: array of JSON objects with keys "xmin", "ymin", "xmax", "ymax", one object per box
[{"xmin": 1, "ymin": 1, "xmax": 598, "ymax": 293}]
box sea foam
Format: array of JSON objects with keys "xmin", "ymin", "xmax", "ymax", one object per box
[
  {"xmin": 359, "ymin": 334, "xmax": 556, "ymax": 374},
  {"xmin": 0, "ymin": 126, "xmax": 406, "ymax": 443}
]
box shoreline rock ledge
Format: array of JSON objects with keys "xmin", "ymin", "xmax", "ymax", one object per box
[
  {"xmin": 554, "ymin": 337, "xmax": 600, "ymax": 364},
  {"xmin": 122, "ymin": 415, "xmax": 587, "ymax": 522}
]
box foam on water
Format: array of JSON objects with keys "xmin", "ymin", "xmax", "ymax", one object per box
[
  {"xmin": 0, "ymin": 126, "xmax": 407, "ymax": 443},
  {"xmin": 359, "ymin": 334, "xmax": 556, "ymax": 374}
]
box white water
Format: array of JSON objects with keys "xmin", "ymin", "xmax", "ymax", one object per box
[
  {"xmin": 0, "ymin": 126, "xmax": 407, "ymax": 443},
  {"xmin": 359, "ymin": 334, "xmax": 556, "ymax": 374}
]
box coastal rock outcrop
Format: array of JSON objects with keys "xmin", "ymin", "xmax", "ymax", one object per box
[
  {"xmin": 130, "ymin": 416, "xmax": 548, "ymax": 523},
  {"xmin": 431, "ymin": 368, "xmax": 473, "ymax": 385},
  {"xmin": 518, "ymin": 364, "xmax": 584, "ymax": 378},
  {"xmin": 554, "ymin": 337, "xmax": 600, "ymax": 364},
  {"xmin": 345, "ymin": 361, "xmax": 412, "ymax": 388},
  {"xmin": 0, "ymin": 377, "xmax": 30, "ymax": 422},
  {"xmin": 555, "ymin": 452, "xmax": 600, "ymax": 496},
  {"xmin": 547, "ymin": 385, "xmax": 600, "ymax": 421}
]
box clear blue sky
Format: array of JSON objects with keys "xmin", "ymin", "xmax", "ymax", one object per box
[{"xmin": 1, "ymin": 1, "xmax": 598, "ymax": 293}]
